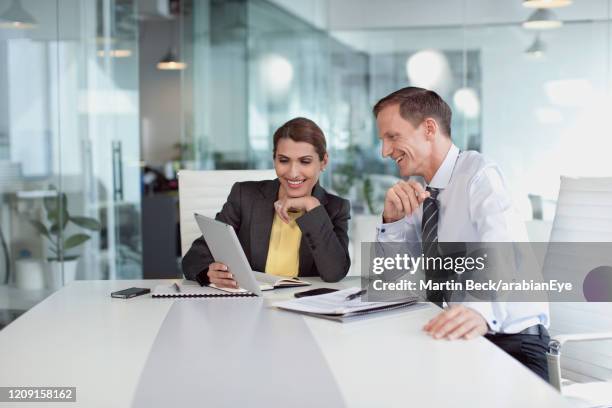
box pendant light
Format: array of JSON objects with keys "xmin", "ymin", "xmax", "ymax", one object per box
[
  {"xmin": 157, "ymin": 7, "xmax": 186, "ymax": 71},
  {"xmin": 157, "ymin": 49, "xmax": 186, "ymax": 70},
  {"xmin": 525, "ymin": 35, "xmax": 546, "ymax": 57},
  {"xmin": 523, "ymin": 9, "xmax": 563, "ymax": 30},
  {"xmin": 522, "ymin": 0, "xmax": 572, "ymax": 9},
  {"xmin": 0, "ymin": 0, "xmax": 37, "ymax": 29}
]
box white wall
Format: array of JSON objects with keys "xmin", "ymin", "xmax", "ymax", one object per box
[{"xmin": 479, "ymin": 23, "xmax": 612, "ymax": 201}]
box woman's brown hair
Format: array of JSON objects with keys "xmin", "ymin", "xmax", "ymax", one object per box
[{"xmin": 272, "ymin": 117, "xmax": 327, "ymax": 161}]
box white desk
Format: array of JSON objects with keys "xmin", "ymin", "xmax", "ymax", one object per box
[
  {"xmin": 0, "ymin": 278, "xmax": 572, "ymax": 408},
  {"xmin": 0, "ymin": 285, "xmax": 52, "ymax": 311}
]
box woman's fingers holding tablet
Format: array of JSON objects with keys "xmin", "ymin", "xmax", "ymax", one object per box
[
  {"xmin": 209, "ymin": 273, "xmax": 237, "ymax": 288},
  {"xmin": 209, "ymin": 262, "xmax": 228, "ymax": 272},
  {"xmin": 207, "ymin": 263, "xmax": 238, "ymax": 288}
]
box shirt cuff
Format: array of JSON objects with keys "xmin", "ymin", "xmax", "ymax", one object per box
[
  {"xmin": 463, "ymin": 302, "xmax": 501, "ymax": 333},
  {"xmin": 376, "ymin": 218, "xmax": 407, "ymax": 242}
]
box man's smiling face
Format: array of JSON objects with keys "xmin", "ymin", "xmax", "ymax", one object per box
[{"xmin": 376, "ymin": 103, "xmax": 432, "ymax": 178}]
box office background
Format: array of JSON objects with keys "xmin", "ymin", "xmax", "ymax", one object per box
[{"xmin": 0, "ymin": 0, "xmax": 611, "ymax": 386}]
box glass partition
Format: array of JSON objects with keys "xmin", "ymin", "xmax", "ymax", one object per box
[
  {"xmin": 0, "ymin": 0, "xmax": 142, "ymax": 328},
  {"xmin": 184, "ymin": 0, "xmax": 612, "ymax": 277},
  {"xmin": 187, "ymin": 0, "xmax": 612, "ymax": 219}
]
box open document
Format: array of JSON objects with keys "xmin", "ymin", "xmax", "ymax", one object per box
[
  {"xmin": 274, "ymin": 287, "xmax": 419, "ymax": 322},
  {"xmin": 210, "ymin": 273, "xmax": 311, "ymax": 294}
]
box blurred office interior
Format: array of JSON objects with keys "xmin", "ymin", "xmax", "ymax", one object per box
[{"xmin": 0, "ymin": 0, "xmax": 611, "ymax": 380}]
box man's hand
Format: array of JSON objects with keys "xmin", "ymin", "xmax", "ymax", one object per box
[
  {"xmin": 382, "ymin": 180, "xmax": 430, "ymax": 223},
  {"xmin": 423, "ymin": 305, "xmax": 488, "ymax": 340},
  {"xmin": 274, "ymin": 196, "xmax": 320, "ymax": 223}
]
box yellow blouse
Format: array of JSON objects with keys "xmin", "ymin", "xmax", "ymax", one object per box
[{"xmin": 264, "ymin": 211, "xmax": 303, "ymax": 277}]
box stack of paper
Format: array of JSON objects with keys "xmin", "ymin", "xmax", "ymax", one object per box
[{"xmin": 274, "ymin": 287, "xmax": 419, "ymax": 321}]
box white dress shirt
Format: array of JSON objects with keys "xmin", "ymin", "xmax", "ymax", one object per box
[{"xmin": 377, "ymin": 144, "xmax": 549, "ymax": 333}]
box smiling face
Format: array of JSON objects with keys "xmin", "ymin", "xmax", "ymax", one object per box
[
  {"xmin": 376, "ymin": 103, "xmax": 434, "ymax": 178},
  {"xmin": 274, "ymin": 138, "xmax": 327, "ymax": 198}
]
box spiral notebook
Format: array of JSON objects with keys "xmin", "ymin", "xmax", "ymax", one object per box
[{"xmin": 152, "ymin": 281, "xmax": 257, "ymax": 298}]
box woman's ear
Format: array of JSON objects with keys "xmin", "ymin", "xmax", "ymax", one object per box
[{"xmin": 321, "ymin": 153, "xmax": 329, "ymax": 170}]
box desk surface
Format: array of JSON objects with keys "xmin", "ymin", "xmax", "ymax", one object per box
[
  {"xmin": 0, "ymin": 285, "xmax": 52, "ymax": 311},
  {"xmin": 0, "ymin": 278, "xmax": 571, "ymax": 408}
]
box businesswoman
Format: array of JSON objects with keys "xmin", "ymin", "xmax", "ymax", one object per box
[{"xmin": 182, "ymin": 117, "xmax": 351, "ymax": 287}]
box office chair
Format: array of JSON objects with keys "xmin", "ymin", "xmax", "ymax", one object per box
[
  {"xmin": 177, "ymin": 169, "xmax": 277, "ymax": 257},
  {"xmin": 544, "ymin": 176, "xmax": 612, "ymax": 407}
]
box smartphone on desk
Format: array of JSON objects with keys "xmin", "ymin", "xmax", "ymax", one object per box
[
  {"xmin": 111, "ymin": 287, "xmax": 150, "ymax": 299},
  {"xmin": 294, "ymin": 288, "xmax": 338, "ymax": 298}
]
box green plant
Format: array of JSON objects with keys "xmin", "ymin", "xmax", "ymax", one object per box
[
  {"xmin": 331, "ymin": 162, "xmax": 357, "ymax": 197},
  {"xmin": 30, "ymin": 190, "xmax": 101, "ymax": 261},
  {"xmin": 363, "ymin": 176, "xmax": 375, "ymax": 214},
  {"xmin": 172, "ymin": 141, "xmax": 194, "ymax": 161},
  {"xmin": 331, "ymin": 145, "xmax": 361, "ymax": 197}
]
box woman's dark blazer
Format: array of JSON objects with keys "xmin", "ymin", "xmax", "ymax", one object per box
[{"xmin": 182, "ymin": 179, "xmax": 351, "ymax": 285}]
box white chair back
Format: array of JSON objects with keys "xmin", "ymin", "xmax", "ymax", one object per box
[
  {"xmin": 545, "ymin": 176, "xmax": 612, "ymax": 383},
  {"xmin": 550, "ymin": 177, "xmax": 612, "ymax": 242},
  {"xmin": 178, "ymin": 169, "xmax": 277, "ymax": 256}
]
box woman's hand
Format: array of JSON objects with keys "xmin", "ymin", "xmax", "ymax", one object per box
[
  {"xmin": 207, "ymin": 262, "xmax": 238, "ymax": 288},
  {"xmin": 274, "ymin": 196, "xmax": 320, "ymax": 223}
]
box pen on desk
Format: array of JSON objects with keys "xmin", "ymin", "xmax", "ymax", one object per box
[
  {"xmin": 345, "ymin": 289, "xmax": 367, "ymax": 301},
  {"xmin": 173, "ymin": 282, "xmax": 181, "ymax": 293}
]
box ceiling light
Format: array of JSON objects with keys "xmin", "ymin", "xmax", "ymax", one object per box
[
  {"xmin": 259, "ymin": 54, "xmax": 294, "ymax": 96},
  {"xmin": 452, "ymin": 87, "xmax": 480, "ymax": 118},
  {"xmin": 156, "ymin": 15, "xmax": 186, "ymax": 71},
  {"xmin": 406, "ymin": 50, "xmax": 450, "ymax": 89},
  {"xmin": 523, "ymin": 9, "xmax": 563, "ymax": 30},
  {"xmin": 525, "ymin": 35, "xmax": 546, "ymax": 57},
  {"xmin": 523, "ymin": 0, "xmax": 572, "ymax": 9},
  {"xmin": 97, "ymin": 49, "xmax": 132, "ymax": 58},
  {"xmin": 0, "ymin": 0, "xmax": 37, "ymax": 29},
  {"xmin": 95, "ymin": 36, "xmax": 117, "ymax": 45},
  {"xmin": 157, "ymin": 50, "xmax": 186, "ymax": 70}
]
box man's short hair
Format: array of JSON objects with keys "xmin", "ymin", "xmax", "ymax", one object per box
[{"xmin": 372, "ymin": 87, "xmax": 452, "ymax": 138}]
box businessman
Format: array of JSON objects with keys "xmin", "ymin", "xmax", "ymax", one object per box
[{"xmin": 374, "ymin": 87, "xmax": 550, "ymax": 380}]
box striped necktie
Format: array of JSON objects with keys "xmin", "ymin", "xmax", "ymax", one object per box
[{"xmin": 422, "ymin": 187, "xmax": 444, "ymax": 307}]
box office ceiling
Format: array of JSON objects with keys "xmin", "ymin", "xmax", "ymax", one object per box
[
  {"xmin": 267, "ymin": 0, "xmax": 611, "ymax": 54},
  {"xmin": 270, "ymin": 0, "xmax": 611, "ymax": 31}
]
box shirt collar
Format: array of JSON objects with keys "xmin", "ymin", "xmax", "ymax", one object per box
[{"xmin": 427, "ymin": 144, "xmax": 460, "ymax": 189}]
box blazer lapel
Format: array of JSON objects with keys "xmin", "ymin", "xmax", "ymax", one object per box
[{"xmin": 250, "ymin": 180, "xmax": 278, "ymax": 271}]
